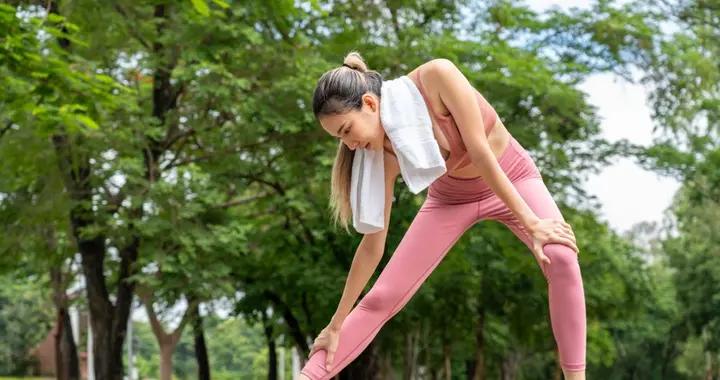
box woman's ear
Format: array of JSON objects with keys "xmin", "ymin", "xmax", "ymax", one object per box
[{"xmin": 363, "ymin": 93, "xmax": 378, "ymax": 112}]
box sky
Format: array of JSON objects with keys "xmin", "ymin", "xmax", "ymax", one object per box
[{"xmin": 526, "ymin": 0, "xmax": 681, "ymax": 233}]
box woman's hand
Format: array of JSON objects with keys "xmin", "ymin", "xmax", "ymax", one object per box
[
  {"xmin": 527, "ymin": 218, "xmax": 578, "ymax": 266},
  {"xmin": 308, "ymin": 325, "xmax": 341, "ymax": 371}
]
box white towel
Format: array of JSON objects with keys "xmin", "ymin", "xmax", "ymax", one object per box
[{"xmin": 350, "ymin": 75, "xmax": 447, "ymax": 234}]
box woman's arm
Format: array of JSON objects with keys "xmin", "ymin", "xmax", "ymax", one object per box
[
  {"xmin": 426, "ymin": 59, "xmax": 540, "ymax": 230},
  {"xmin": 424, "ymin": 59, "xmax": 578, "ymax": 261},
  {"xmin": 328, "ymin": 151, "xmax": 400, "ymax": 331}
]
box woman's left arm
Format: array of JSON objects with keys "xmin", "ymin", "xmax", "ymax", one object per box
[{"xmin": 428, "ymin": 59, "xmax": 578, "ymax": 262}]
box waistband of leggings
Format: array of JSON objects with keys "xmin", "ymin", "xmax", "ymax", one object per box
[{"xmin": 441, "ymin": 136, "xmax": 520, "ymax": 183}]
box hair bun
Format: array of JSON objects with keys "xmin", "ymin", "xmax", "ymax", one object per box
[{"xmin": 342, "ymin": 51, "xmax": 368, "ymax": 73}]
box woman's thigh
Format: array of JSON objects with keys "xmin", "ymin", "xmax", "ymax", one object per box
[
  {"xmin": 362, "ymin": 198, "xmax": 479, "ymax": 314},
  {"xmin": 477, "ymin": 176, "xmax": 576, "ymax": 276},
  {"xmin": 300, "ymin": 199, "xmax": 479, "ymax": 378}
]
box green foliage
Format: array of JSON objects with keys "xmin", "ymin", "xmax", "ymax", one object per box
[
  {"xmin": 0, "ymin": 274, "xmax": 53, "ymax": 375},
  {"xmin": 1, "ymin": 0, "xmax": 716, "ymax": 378},
  {"xmin": 129, "ymin": 314, "xmax": 270, "ymax": 380}
]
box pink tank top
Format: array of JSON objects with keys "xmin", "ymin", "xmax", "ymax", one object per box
[{"xmin": 409, "ymin": 68, "xmax": 499, "ymax": 172}]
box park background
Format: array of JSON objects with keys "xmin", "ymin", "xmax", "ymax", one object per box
[{"xmin": 1, "ymin": 0, "xmax": 718, "ymax": 379}]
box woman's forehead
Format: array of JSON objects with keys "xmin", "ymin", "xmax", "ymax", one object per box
[
  {"xmin": 322, "ymin": 112, "xmax": 357, "ymax": 130},
  {"xmin": 321, "ymin": 114, "xmax": 349, "ymax": 136}
]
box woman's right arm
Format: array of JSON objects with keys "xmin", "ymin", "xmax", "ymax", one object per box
[{"xmin": 327, "ymin": 151, "xmax": 400, "ymax": 331}]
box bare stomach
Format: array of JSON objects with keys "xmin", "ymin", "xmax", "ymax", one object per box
[{"xmin": 443, "ymin": 118, "xmax": 511, "ymax": 179}]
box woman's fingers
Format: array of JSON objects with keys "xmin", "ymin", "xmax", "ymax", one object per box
[
  {"xmin": 553, "ymin": 222, "xmax": 578, "ymax": 253},
  {"xmin": 309, "ymin": 339, "xmax": 323, "ymax": 358},
  {"xmin": 564, "ymin": 222, "xmax": 576, "ymax": 239},
  {"xmin": 557, "ymin": 220, "xmax": 574, "ymax": 234},
  {"xmin": 533, "ymin": 243, "xmax": 551, "ymax": 265},
  {"xmin": 326, "ymin": 350, "xmax": 335, "ymax": 370},
  {"xmin": 556, "ymin": 237, "xmax": 578, "ymax": 253},
  {"xmin": 557, "ymin": 230, "xmax": 575, "ymax": 244},
  {"xmin": 561, "ymin": 231, "xmax": 578, "ymax": 252}
]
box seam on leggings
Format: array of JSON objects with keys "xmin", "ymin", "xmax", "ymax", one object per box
[{"xmin": 322, "ymin": 223, "xmax": 476, "ymax": 379}]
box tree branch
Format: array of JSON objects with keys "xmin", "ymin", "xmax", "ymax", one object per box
[
  {"xmin": 216, "ymin": 192, "xmax": 274, "ymax": 208},
  {"xmin": 112, "ymin": 3, "xmax": 151, "ymax": 50}
]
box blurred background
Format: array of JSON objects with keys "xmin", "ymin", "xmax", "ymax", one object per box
[{"xmin": 0, "ymin": 0, "xmax": 717, "ymax": 379}]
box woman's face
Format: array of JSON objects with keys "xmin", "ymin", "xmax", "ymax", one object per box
[{"xmin": 319, "ymin": 93, "xmax": 384, "ymax": 151}]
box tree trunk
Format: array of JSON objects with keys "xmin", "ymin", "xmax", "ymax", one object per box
[
  {"xmin": 46, "ymin": 1, "xmax": 141, "ymax": 378},
  {"xmin": 500, "ymin": 352, "xmax": 520, "ymax": 380},
  {"xmin": 442, "ymin": 341, "xmax": 451, "ymax": 380},
  {"xmin": 470, "ymin": 309, "xmax": 485, "ymax": 380},
  {"xmin": 262, "ymin": 311, "xmax": 278, "ymax": 380},
  {"xmin": 191, "ymin": 303, "xmax": 211, "ymax": 380},
  {"xmin": 403, "ymin": 328, "xmax": 420, "ymax": 380},
  {"xmin": 264, "ymin": 290, "xmax": 310, "ymax": 356},
  {"xmin": 159, "ymin": 344, "xmax": 174, "ymax": 380},
  {"xmin": 53, "ymin": 307, "xmax": 80, "ymax": 380},
  {"xmin": 49, "ymin": 256, "xmax": 80, "ymax": 380},
  {"xmin": 140, "ymin": 291, "xmax": 196, "ymax": 380},
  {"xmin": 706, "ymin": 351, "xmax": 715, "ymax": 380},
  {"xmin": 378, "ymin": 351, "xmax": 395, "ymax": 380}
]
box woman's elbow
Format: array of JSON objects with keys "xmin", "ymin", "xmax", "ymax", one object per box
[{"xmin": 468, "ymin": 148, "xmax": 497, "ymax": 174}]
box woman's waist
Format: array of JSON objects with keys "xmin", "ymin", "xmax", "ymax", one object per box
[
  {"xmin": 429, "ymin": 135, "xmax": 542, "ymax": 202},
  {"xmin": 443, "ymin": 120, "xmax": 509, "ymax": 178}
]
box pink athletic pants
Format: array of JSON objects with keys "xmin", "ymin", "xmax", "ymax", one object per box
[{"xmin": 301, "ymin": 136, "xmax": 586, "ymax": 378}]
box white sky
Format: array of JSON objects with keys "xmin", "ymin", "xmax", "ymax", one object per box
[{"xmin": 526, "ymin": 0, "xmax": 681, "ymax": 233}]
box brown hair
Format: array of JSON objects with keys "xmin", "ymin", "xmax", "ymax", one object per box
[{"xmin": 312, "ymin": 51, "xmax": 383, "ymax": 233}]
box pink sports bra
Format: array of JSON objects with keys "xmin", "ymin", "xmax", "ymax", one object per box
[{"xmin": 384, "ymin": 68, "xmax": 500, "ymax": 173}]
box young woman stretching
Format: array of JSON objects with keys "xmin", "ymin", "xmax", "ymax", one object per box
[{"xmin": 300, "ymin": 52, "xmax": 586, "ymax": 379}]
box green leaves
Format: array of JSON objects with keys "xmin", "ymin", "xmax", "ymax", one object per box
[
  {"xmin": 190, "ymin": 0, "xmax": 229, "ymax": 16},
  {"xmin": 190, "ymin": 0, "xmax": 210, "ymax": 16},
  {"xmin": 2, "ymin": 1, "xmax": 716, "ymax": 377},
  {"xmin": 59, "ymin": 104, "xmax": 100, "ymax": 130}
]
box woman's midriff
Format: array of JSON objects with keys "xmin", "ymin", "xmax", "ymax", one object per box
[
  {"xmin": 427, "ymin": 132, "xmax": 543, "ymax": 204},
  {"xmin": 442, "ymin": 118, "xmax": 510, "ymax": 179}
]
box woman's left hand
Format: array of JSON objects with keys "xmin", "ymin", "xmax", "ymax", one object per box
[{"xmin": 527, "ymin": 218, "xmax": 578, "ymax": 266}]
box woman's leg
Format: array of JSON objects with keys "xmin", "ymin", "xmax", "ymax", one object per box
[
  {"xmin": 300, "ymin": 198, "xmax": 478, "ymax": 379},
  {"xmin": 480, "ymin": 176, "xmax": 587, "ymax": 374}
]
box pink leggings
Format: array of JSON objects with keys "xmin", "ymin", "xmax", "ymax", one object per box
[{"xmin": 301, "ymin": 137, "xmax": 586, "ymax": 378}]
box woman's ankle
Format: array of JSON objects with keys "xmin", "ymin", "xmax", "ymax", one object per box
[{"xmin": 562, "ymin": 369, "xmax": 585, "ymax": 380}]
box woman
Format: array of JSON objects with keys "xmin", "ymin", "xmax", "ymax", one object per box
[{"xmin": 300, "ymin": 51, "xmax": 586, "ymax": 380}]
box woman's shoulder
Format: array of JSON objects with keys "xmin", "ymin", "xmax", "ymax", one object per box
[
  {"xmin": 406, "ymin": 60, "xmax": 452, "ymax": 116},
  {"xmin": 407, "ymin": 59, "xmax": 457, "ymax": 84}
]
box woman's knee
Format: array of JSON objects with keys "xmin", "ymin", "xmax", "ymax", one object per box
[
  {"xmin": 544, "ymin": 243, "xmax": 580, "ymax": 278},
  {"xmin": 358, "ymin": 284, "xmax": 402, "ymax": 312}
]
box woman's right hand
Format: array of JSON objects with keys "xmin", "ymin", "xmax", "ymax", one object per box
[
  {"xmin": 527, "ymin": 217, "xmax": 578, "ymax": 266},
  {"xmin": 308, "ymin": 325, "xmax": 341, "ymax": 371}
]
